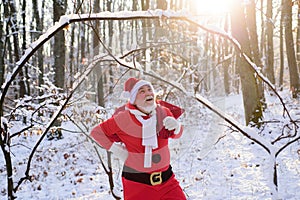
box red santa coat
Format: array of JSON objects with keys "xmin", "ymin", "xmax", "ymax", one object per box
[{"xmin": 90, "ymin": 102, "xmax": 184, "ymax": 173}]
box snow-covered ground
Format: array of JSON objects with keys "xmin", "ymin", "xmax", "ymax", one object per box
[{"xmin": 1, "ymin": 93, "xmax": 300, "ymax": 200}]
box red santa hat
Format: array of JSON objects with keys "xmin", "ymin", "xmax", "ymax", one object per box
[{"xmin": 121, "ymin": 77, "xmax": 155, "ymax": 104}]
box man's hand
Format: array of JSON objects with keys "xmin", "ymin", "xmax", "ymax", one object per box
[
  {"xmin": 163, "ymin": 116, "xmax": 181, "ymax": 134},
  {"xmin": 109, "ymin": 143, "xmax": 128, "ymax": 162}
]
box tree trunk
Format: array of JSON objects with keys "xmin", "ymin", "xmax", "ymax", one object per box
[
  {"xmin": 68, "ymin": 27, "xmax": 75, "ymax": 88},
  {"xmin": 297, "ymin": 3, "xmax": 300, "ymax": 72},
  {"xmin": 245, "ymin": 0, "xmax": 263, "ymax": 69},
  {"xmin": 52, "ymin": 0, "xmax": 67, "ymax": 139},
  {"xmin": 1, "ymin": 142, "xmax": 15, "ymax": 199},
  {"xmin": 21, "ymin": 0, "xmax": 26, "ymax": 53},
  {"xmin": 22, "ymin": 0, "xmax": 31, "ymax": 95},
  {"xmin": 260, "ymin": 0, "xmax": 265, "ymax": 63},
  {"xmin": 53, "ymin": 0, "xmax": 66, "ymax": 89},
  {"xmin": 279, "ymin": 0, "xmax": 284, "ymax": 89},
  {"xmin": 223, "ymin": 15, "xmax": 231, "ymax": 95},
  {"xmin": 107, "ymin": 0, "xmax": 114, "ymax": 94},
  {"xmin": 245, "ymin": 0, "xmax": 266, "ymax": 108},
  {"xmin": 5, "ymin": 0, "xmax": 26, "ymax": 97},
  {"xmin": 0, "ymin": 5, "xmax": 4, "ymax": 88},
  {"xmin": 80, "ymin": 22, "xmax": 86, "ymax": 72},
  {"xmin": 142, "ymin": 0, "xmax": 150, "ymax": 71},
  {"xmin": 230, "ymin": 0, "xmax": 263, "ymax": 125},
  {"xmin": 265, "ymin": 0, "xmax": 275, "ymax": 84},
  {"xmin": 32, "ymin": 0, "xmax": 45, "ymax": 97},
  {"xmin": 93, "ymin": 0, "xmax": 105, "ymax": 107},
  {"xmin": 283, "ymin": 0, "xmax": 300, "ymax": 98},
  {"xmin": 157, "ymin": 0, "xmax": 167, "ymax": 9}
]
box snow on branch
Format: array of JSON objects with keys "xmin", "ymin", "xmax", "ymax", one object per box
[
  {"xmin": 14, "ymin": 53, "xmax": 101, "ymax": 192},
  {"xmin": 183, "ymin": 19, "xmax": 293, "ymax": 122},
  {"xmin": 65, "ymin": 9, "xmax": 188, "ymax": 21},
  {"xmin": 1, "ymin": 9, "xmax": 293, "ymax": 158},
  {"xmin": 109, "ymin": 53, "xmax": 274, "ymax": 154},
  {"xmin": 0, "ymin": 9, "xmax": 190, "ymax": 112}
]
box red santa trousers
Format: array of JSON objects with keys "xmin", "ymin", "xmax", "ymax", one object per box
[{"xmin": 122, "ymin": 174, "xmax": 186, "ymax": 200}]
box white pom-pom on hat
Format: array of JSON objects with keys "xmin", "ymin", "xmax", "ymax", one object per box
[{"xmin": 120, "ymin": 91, "xmax": 131, "ymax": 99}]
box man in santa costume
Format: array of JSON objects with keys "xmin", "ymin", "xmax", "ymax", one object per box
[{"xmin": 90, "ymin": 77, "xmax": 186, "ymax": 200}]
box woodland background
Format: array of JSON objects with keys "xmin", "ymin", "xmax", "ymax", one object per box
[{"xmin": 1, "ymin": 0, "xmax": 300, "ymax": 199}]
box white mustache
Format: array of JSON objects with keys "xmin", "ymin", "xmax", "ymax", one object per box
[{"xmin": 145, "ymin": 96, "xmax": 154, "ymax": 101}]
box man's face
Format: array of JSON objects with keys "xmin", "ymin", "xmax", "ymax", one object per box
[{"xmin": 134, "ymin": 85, "xmax": 155, "ymax": 112}]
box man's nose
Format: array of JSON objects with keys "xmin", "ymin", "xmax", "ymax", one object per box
[{"xmin": 145, "ymin": 90, "xmax": 152, "ymax": 95}]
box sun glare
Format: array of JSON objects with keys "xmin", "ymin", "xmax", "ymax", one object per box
[{"xmin": 195, "ymin": 0, "xmax": 230, "ymax": 15}]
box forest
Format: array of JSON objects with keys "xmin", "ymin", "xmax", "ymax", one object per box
[{"xmin": 1, "ymin": 0, "xmax": 300, "ymax": 199}]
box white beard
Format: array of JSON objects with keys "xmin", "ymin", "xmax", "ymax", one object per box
[{"xmin": 137, "ymin": 103, "xmax": 157, "ymax": 114}]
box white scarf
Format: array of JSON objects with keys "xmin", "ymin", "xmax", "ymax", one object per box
[{"xmin": 129, "ymin": 109, "xmax": 157, "ymax": 168}]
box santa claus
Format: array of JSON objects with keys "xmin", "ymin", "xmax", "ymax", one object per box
[{"xmin": 90, "ymin": 77, "xmax": 186, "ymax": 200}]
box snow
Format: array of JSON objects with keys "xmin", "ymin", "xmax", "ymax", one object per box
[
  {"xmin": 205, "ymin": 24, "xmax": 229, "ymax": 36},
  {"xmin": 1, "ymin": 8, "xmax": 300, "ymax": 200},
  {"xmin": 3, "ymin": 145, "xmax": 9, "ymax": 153},
  {"xmin": 1, "ymin": 93, "xmax": 300, "ymax": 199},
  {"xmin": 0, "ymin": 117, "xmax": 8, "ymax": 129},
  {"xmin": 64, "ymin": 10, "xmax": 189, "ymax": 21},
  {"xmin": 59, "ymin": 15, "xmax": 70, "ymax": 25}
]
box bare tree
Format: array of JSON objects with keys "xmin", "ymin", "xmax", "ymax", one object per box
[
  {"xmin": 1, "ymin": 1, "xmax": 300, "ymax": 199},
  {"xmin": 0, "ymin": 3, "xmax": 4, "ymax": 88},
  {"xmin": 260, "ymin": 0, "xmax": 265, "ymax": 59},
  {"xmin": 265, "ymin": 0, "xmax": 275, "ymax": 84},
  {"xmin": 3, "ymin": 0, "xmax": 26, "ymax": 97},
  {"xmin": 0, "ymin": 121, "xmax": 15, "ymax": 199},
  {"xmin": 53, "ymin": 0, "xmax": 66, "ymax": 89},
  {"xmin": 282, "ymin": 0, "xmax": 300, "ymax": 98},
  {"xmin": 296, "ymin": 1, "xmax": 300, "ymax": 71},
  {"xmin": 51, "ymin": 0, "xmax": 67, "ymax": 139},
  {"xmin": 32, "ymin": 0, "xmax": 45, "ymax": 98},
  {"xmin": 229, "ymin": 0, "xmax": 263, "ymax": 125},
  {"xmin": 222, "ymin": 15, "xmax": 232, "ymax": 95},
  {"xmin": 245, "ymin": 0, "xmax": 266, "ymax": 109},
  {"xmin": 93, "ymin": 0, "xmax": 105, "ymax": 107},
  {"xmin": 279, "ymin": 0, "xmax": 285, "ymax": 89},
  {"xmin": 21, "ymin": 0, "xmax": 31, "ymax": 95}
]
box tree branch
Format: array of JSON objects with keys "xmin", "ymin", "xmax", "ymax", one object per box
[{"xmin": 14, "ymin": 54, "xmax": 99, "ymax": 192}]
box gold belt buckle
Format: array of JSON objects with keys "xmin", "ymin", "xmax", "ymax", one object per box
[{"xmin": 150, "ymin": 171, "xmax": 162, "ymax": 186}]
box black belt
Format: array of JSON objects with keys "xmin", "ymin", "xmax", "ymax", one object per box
[{"xmin": 122, "ymin": 165, "xmax": 173, "ymax": 186}]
